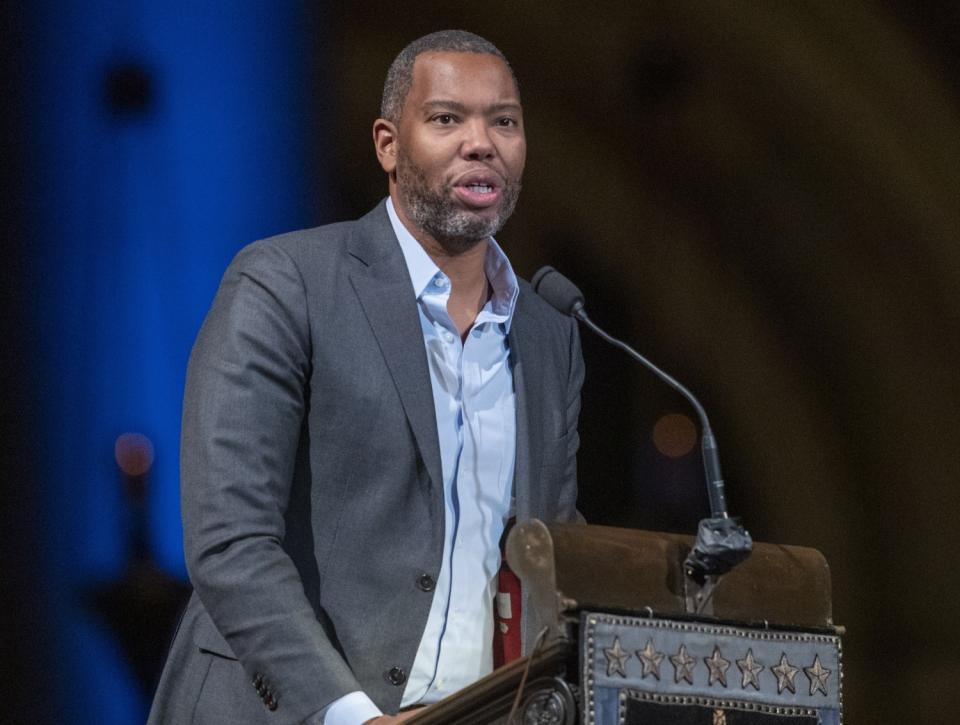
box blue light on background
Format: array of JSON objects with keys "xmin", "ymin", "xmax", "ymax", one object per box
[{"xmin": 25, "ymin": 3, "xmax": 324, "ymax": 721}]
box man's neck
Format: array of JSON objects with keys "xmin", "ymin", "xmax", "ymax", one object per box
[
  {"xmin": 426, "ymin": 236, "xmax": 489, "ymax": 341},
  {"xmin": 390, "ymin": 191, "xmax": 491, "ymax": 338}
]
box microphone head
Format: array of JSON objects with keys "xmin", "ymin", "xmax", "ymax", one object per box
[{"xmin": 531, "ymin": 266, "xmax": 585, "ymax": 316}]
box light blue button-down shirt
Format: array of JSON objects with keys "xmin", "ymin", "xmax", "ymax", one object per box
[{"xmin": 323, "ymin": 199, "xmax": 519, "ymax": 725}]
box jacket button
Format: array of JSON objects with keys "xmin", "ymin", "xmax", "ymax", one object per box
[
  {"xmin": 416, "ymin": 573, "xmax": 436, "ymax": 592},
  {"xmin": 385, "ymin": 666, "xmax": 406, "ymax": 686}
]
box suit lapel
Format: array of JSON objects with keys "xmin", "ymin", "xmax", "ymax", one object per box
[
  {"xmin": 509, "ymin": 291, "xmax": 544, "ymax": 522},
  {"xmin": 347, "ymin": 202, "xmax": 444, "ymax": 493},
  {"xmin": 510, "ymin": 292, "xmax": 551, "ymax": 657}
]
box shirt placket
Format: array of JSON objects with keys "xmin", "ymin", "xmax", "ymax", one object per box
[{"xmin": 421, "ymin": 276, "xmax": 469, "ymax": 692}]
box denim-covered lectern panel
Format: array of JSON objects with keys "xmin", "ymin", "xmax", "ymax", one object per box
[{"xmin": 581, "ymin": 612, "xmax": 842, "ymax": 725}]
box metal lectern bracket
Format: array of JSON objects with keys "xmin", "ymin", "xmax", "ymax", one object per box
[
  {"xmin": 505, "ymin": 519, "xmax": 565, "ymax": 644},
  {"xmin": 683, "ymin": 517, "xmax": 752, "ymax": 615},
  {"xmin": 683, "ymin": 573, "xmax": 719, "ymax": 616}
]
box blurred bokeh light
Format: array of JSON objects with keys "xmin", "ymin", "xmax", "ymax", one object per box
[
  {"xmin": 652, "ymin": 413, "xmax": 698, "ymax": 458},
  {"xmin": 114, "ymin": 432, "xmax": 155, "ymax": 478}
]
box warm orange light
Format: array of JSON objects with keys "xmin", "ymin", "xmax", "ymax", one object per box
[
  {"xmin": 652, "ymin": 413, "xmax": 698, "ymax": 458},
  {"xmin": 114, "ymin": 432, "xmax": 155, "ymax": 477}
]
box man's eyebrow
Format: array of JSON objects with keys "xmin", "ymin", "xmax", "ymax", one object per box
[{"xmin": 421, "ymin": 100, "xmax": 523, "ymax": 113}]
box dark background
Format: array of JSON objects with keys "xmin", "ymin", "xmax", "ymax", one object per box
[{"xmin": 3, "ymin": 2, "xmax": 959, "ymax": 723}]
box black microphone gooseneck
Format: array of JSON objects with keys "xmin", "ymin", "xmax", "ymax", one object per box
[{"xmin": 531, "ymin": 266, "xmax": 752, "ymax": 580}]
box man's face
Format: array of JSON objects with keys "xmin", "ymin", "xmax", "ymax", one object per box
[{"xmin": 389, "ymin": 52, "xmax": 526, "ymax": 251}]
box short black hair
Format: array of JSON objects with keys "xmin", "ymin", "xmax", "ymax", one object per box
[{"xmin": 380, "ymin": 30, "xmax": 516, "ymax": 122}]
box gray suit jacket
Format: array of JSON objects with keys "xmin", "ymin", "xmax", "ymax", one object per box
[{"xmin": 148, "ymin": 200, "xmax": 583, "ymax": 725}]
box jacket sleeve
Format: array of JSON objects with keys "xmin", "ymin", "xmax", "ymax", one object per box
[{"xmin": 180, "ymin": 240, "xmax": 361, "ymax": 724}]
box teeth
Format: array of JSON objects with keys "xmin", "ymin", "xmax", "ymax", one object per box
[{"xmin": 467, "ymin": 184, "xmax": 493, "ymax": 193}]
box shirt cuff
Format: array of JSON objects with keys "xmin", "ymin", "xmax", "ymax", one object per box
[{"xmin": 321, "ymin": 690, "xmax": 383, "ymax": 725}]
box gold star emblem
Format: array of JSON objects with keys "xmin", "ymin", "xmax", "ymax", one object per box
[
  {"xmin": 736, "ymin": 648, "xmax": 764, "ymax": 690},
  {"xmin": 670, "ymin": 644, "xmax": 696, "ymax": 684},
  {"xmin": 804, "ymin": 654, "xmax": 831, "ymax": 696},
  {"xmin": 636, "ymin": 638, "xmax": 665, "ymax": 680},
  {"xmin": 771, "ymin": 652, "xmax": 799, "ymax": 694},
  {"xmin": 704, "ymin": 646, "xmax": 731, "ymax": 687},
  {"xmin": 603, "ymin": 637, "xmax": 631, "ymax": 678}
]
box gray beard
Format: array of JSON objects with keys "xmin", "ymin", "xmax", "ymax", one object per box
[{"xmin": 396, "ymin": 150, "xmax": 521, "ymax": 254}]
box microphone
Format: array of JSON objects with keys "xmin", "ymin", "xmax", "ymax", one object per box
[{"xmin": 531, "ymin": 266, "xmax": 752, "ymax": 580}]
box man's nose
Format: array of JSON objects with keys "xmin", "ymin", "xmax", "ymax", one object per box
[{"xmin": 460, "ymin": 119, "xmax": 495, "ymax": 160}]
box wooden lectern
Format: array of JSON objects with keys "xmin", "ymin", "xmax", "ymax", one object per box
[{"xmin": 407, "ymin": 521, "xmax": 842, "ymax": 724}]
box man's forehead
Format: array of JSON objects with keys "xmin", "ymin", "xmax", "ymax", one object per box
[{"xmin": 408, "ymin": 51, "xmax": 520, "ymax": 101}]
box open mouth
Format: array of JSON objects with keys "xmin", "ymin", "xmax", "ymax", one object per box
[
  {"xmin": 453, "ymin": 171, "xmax": 503, "ymax": 208},
  {"xmin": 464, "ymin": 183, "xmax": 494, "ymax": 194}
]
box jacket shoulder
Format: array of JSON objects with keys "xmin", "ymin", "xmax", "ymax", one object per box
[
  {"xmin": 236, "ymin": 219, "xmax": 357, "ymax": 266},
  {"xmin": 231, "ymin": 201, "xmax": 391, "ymax": 272}
]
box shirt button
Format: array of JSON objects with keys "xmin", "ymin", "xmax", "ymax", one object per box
[
  {"xmin": 434, "ymin": 277, "xmax": 448, "ymax": 287},
  {"xmin": 385, "ymin": 666, "xmax": 407, "ymax": 686},
  {"xmin": 443, "ymin": 331, "xmax": 455, "ymax": 343},
  {"xmin": 416, "ymin": 573, "xmax": 436, "ymax": 592}
]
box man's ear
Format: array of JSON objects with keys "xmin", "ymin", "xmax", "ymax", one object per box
[{"xmin": 373, "ymin": 118, "xmax": 398, "ymax": 174}]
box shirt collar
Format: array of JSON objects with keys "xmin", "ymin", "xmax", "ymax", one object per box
[
  {"xmin": 387, "ymin": 196, "xmax": 440, "ymax": 299},
  {"xmin": 386, "ymin": 197, "xmax": 519, "ymax": 331}
]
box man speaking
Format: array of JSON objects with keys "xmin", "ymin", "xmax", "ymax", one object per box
[{"xmin": 149, "ymin": 30, "xmax": 583, "ymax": 725}]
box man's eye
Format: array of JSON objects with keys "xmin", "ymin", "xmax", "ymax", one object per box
[
  {"xmin": 434, "ymin": 114, "xmax": 456, "ymax": 124},
  {"xmin": 497, "ymin": 117, "xmax": 518, "ymax": 127}
]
